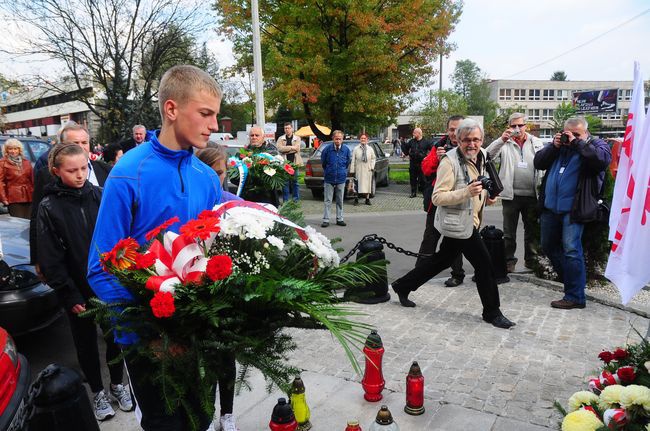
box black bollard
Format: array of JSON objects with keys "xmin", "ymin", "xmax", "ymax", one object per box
[
  {"xmin": 480, "ymin": 225, "xmax": 510, "ymax": 284},
  {"xmin": 343, "ymin": 239, "xmax": 390, "ymax": 304},
  {"xmin": 28, "ymin": 364, "xmax": 100, "ymax": 431}
]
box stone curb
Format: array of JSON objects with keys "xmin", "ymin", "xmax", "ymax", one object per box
[{"xmin": 509, "ymin": 273, "xmax": 650, "ymax": 319}]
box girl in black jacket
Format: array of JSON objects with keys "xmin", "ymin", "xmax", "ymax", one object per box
[{"xmin": 36, "ymin": 144, "xmax": 133, "ymax": 422}]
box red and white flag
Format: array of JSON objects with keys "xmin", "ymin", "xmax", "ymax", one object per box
[
  {"xmin": 605, "ymin": 63, "xmax": 650, "ymax": 304},
  {"xmin": 609, "ymin": 62, "xmax": 646, "ymax": 241}
]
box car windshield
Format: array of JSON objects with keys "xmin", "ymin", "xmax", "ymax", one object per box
[{"xmin": 313, "ymin": 141, "xmax": 360, "ymax": 157}]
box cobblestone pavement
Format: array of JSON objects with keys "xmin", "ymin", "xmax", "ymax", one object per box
[{"xmin": 283, "ymin": 277, "xmax": 649, "ymax": 429}]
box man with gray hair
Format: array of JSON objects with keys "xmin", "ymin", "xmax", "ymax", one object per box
[
  {"xmin": 486, "ymin": 112, "xmax": 544, "ymax": 272},
  {"xmin": 403, "ymin": 127, "xmax": 433, "ymax": 198},
  {"xmin": 120, "ymin": 124, "xmax": 148, "ymax": 153},
  {"xmin": 534, "ymin": 117, "xmax": 611, "ymax": 310},
  {"xmin": 392, "ymin": 118, "xmax": 515, "ymax": 329}
]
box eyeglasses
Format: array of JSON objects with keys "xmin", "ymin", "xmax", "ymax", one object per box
[
  {"xmin": 510, "ymin": 124, "xmax": 525, "ymax": 128},
  {"xmin": 461, "ymin": 138, "xmax": 482, "ymax": 144}
]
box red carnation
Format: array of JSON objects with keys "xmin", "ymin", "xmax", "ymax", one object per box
[
  {"xmin": 617, "ymin": 366, "xmax": 636, "ymax": 383},
  {"xmin": 150, "ymin": 291, "xmax": 175, "ymax": 318},
  {"xmin": 206, "ymin": 255, "xmax": 233, "ymax": 281},
  {"xmin": 145, "ymin": 217, "xmax": 180, "ymax": 241},
  {"xmin": 284, "ymin": 164, "xmax": 295, "ymax": 175},
  {"xmin": 598, "ymin": 351, "xmax": 614, "ymax": 364},
  {"xmin": 134, "ymin": 253, "xmax": 157, "ymax": 269},
  {"xmin": 180, "ymin": 217, "xmax": 220, "ymax": 240},
  {"xmin": 258, "ymin": 159, "xmax": 269, "ymax": 165},
  {"xmin": 613, "ymin": 348, "xmax": 628, "ymax": 361}
]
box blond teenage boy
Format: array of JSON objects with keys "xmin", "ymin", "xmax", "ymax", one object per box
[{"xmin": 87, "ymin": 65, "xmax": 224, "ymax": 431}]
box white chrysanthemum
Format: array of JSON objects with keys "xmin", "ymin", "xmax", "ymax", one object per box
[
  {"xmin": 291, "ymin": 238, "xmax": 307, "ymax": 248},
  {"xmin": 599, "ymin": 385, "xmax": 624, "ymax": 410},
  {"xmin": 267, "ymin": 235, "xmax": 284, "ymax": 250},
  {"xmin": 568, "ymin": 391, "xmax": 599, "ymax": 412},
  {"xmin": 215, "ymin": 206, "xmax": 275, "ymax": 240},
  {"xmin": 620, "ymin": 384, "xmax": 650, "ymax": 411},
  {"xmin": 303, "ymin": 226, "xmax": 339, "ymax": 268},
  {"xmin": 264, "ymin": 167, "xmax": 276, "ymax": 177}
]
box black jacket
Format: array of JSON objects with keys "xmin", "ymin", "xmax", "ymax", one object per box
[
  {"xmin": 29, "ymin": 159, "xmax": 111, "ymax": 263},
  {"xmin": 403, "ymin": 137, "xmax": 433, "ymax": 164},
  {"xmin": 36, "ymin": 180, "xmax": 103, "ymax": 310}
]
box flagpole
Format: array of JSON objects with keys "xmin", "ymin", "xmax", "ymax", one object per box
[{"xmin": 251, "ymin": 0, "xmax": 265, "ymax": 130}]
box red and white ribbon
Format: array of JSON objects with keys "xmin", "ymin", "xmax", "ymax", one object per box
[{"xmin": 603, "ymin": 408, "xmax": 627, "ymax": 429}]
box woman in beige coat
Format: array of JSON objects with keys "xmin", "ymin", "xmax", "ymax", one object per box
[{"xmin": 349, "ymin": 133, "xmax": 376, "ymax": 205}]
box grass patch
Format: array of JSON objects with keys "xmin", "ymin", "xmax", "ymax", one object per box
[{"xmin": 389, "ymin": 170, "xmax": 410, "ymax": 184}]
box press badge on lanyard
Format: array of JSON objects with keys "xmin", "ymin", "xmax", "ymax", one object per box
[{"xmin": 517, "ymin": 161, "xmax": 528, "ymax": 169}]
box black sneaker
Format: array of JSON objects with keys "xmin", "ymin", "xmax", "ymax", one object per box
[
  {"xmin": 444, "ymin": 277, "xmax": 463, "ymax": 287},
  {"xmin": 336, "ymin": 220, "xmax": 347, "ymax": 226},
  {"xmin": 321, "ymin": 222, "xmax": 329, "ymax": 227}
]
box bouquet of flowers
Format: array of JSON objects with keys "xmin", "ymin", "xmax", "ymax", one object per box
[
  {"xmin": 93, "ymin": 201, "xmax": 380, "ymax": 429},
  {"xmin": 228, "ymin": 149, "xmax": 295, "ymax": 198},
  {"xmin": 557, "ymin": 333, "xmax": 650, "ymax": 431}
]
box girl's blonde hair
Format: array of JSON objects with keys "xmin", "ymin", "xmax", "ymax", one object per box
[
  {"xmin": 195, "ymin": 144, "xmax": 227, "ymax": 167},
  {"xmin": 48, "ymin": 144, "xmax": 87, "ymax": 176},
  {"xmin": 2, "ymin": 138, "xmax": 24, "ymax": 157}
]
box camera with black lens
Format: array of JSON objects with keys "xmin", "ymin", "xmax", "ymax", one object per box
[
  {"xmin": 476, "ymin": 175, "xmax": 499, "ymax": 199},
  {"xmin": 560, "ymin": 133, "xmax": 571, "ymax": 145}
]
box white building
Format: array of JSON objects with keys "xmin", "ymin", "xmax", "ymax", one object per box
[
  {"xmin": 0, "ymin": 81, "xmax": 101, "ymax": 138},
  {"xmin": 487, "ymin": 79, "xmax": 639, "ymax": 138}
]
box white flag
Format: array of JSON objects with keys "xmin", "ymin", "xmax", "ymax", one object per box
[
  {"xmin": 605, "ymin": 96, "xmax": 650, "ymax": 304},
  {"xmin": 609, "ymin": 62, "xmax": 646, "ymax": 241}
]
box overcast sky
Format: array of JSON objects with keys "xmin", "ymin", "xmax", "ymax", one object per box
[{"xmin": 1, "ymin": 0, "xmax": 649, "ymax": 93}]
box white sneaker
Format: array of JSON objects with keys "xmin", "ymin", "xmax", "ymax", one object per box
[
  {"xmin": 110, "ymin": 383, "xmax": 134, "ymax": 411},
  {"xmin": 93, "ymin": 389, "xmax": 115, "ymax": 421},
  {"xmin": 218, "ymin": 414, "xmax": 239, "ymax": 431}
]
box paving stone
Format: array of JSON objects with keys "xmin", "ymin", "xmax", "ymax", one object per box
[{"xmin": 426, "ymin": 404, "xmax": 496, "ymax": 430}]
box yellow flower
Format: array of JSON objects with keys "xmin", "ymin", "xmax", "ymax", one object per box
[
  {"xmin": 568, "ymin": 391, "xmax": 599, "ymax": 412},
  {"xmin": 620, "ymin": 384, "xmax": 650, "ymax": 411},
  {"xmin": 561, "ymin": 410, "xmax": 604, "ymax": 431},
  {"xmin": 599, "ymin": 385, "xmax": 624, "ymax": 410}
]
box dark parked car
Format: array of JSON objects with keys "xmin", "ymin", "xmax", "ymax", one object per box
[
  {"xmin": 304, "ymin": 140, "xmax": 390, "ymax": 199},
  {"xmin": 0, "ymin": 135, "xmax": 51, "ymax": 166},
  {"xmin": 0, "ymin": 326, "xmax": 30, "ymax": 431},
  {"xmin": 0, "ymin": 215, "xmax": 61, "ymax": 337}
]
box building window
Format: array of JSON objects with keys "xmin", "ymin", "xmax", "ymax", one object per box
[
  {"xmin": 542, "ymin": 109, "xmax": 554, "ymax": 120},
  {"xmin": 542, "ymin": 89, "xmax": 555, "ymax": 101},
  {"xmin": 557, "ymin": 90, "xmax": 570, "ymax": 101},
  {"xmin": 624, "ymin": 89, "xmax": 632, "ymax": 101},
  {"xmin": 499, "ymin": 88, "xmax": 512, "ymax": 100},
  {"xmin": 528, "ymin": 109, "xmax": 540, "ymax": 120},
  {"xmin": 528, "ymin": 89, "xmax": 540, "ymax": 100},
  {"xmin": 618, "ymin": 89, "xmax": 624, "ymax": 101},
  {"xmin": 539, "ymin": 129, "xmax": 553, "ymax": 139},
  {"xmin": 513, "ymin": 89, "xmax": 526, "ymax": 101}
]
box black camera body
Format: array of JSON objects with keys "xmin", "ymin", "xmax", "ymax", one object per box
[
  {"xmin": 476, "ymin": 175, "xmax": 499, "ymax": 199},
  {"xmin": 560, "ymin": 133, "xmax": 571, "ymax": 145}
]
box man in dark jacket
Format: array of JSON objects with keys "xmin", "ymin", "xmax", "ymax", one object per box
[
  {"xmin": 29, "ymin": 123, "xmax": 112, "ymax": 265},
  {"xmin": 403, "ymin": 127, "xmax": 433, "ymax": 198},
  {"xmin": 417, "ymin": 115, "xmax": 466, "ymax": 287},
  {"xmin": 321, "ymin": 130, "xmax": 352, "ymax": 227},
  {"xmin": 119, "ymin": 124, "xmax": 147, "ymax": 153},
  {"xmin": 534, "ymin": 117, "xmax": 611, "ymax": 310}
]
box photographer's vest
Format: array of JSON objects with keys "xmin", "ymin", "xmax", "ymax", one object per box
[{"xmin": 433, "ymin": 147, "xmax": 487, "ymax": 239}]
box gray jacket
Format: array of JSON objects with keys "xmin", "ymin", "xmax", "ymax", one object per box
[{"xmin": 486, "ymin": 133, "xmax": 545, "ymax": 200}]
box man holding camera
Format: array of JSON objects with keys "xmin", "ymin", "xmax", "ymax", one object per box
[
  {"xmin": 417, "ymin": 115, "xmax": 466, "ymax": 287},
  {"xmin": 486, "ymin": 113, "xmax": 544, "ymax": 272},
  {"xmin": 392, "ymin": 119, "xmax": 515, "ymax": 329},
  {"xmin": 403, "ymin": 128, "xmax": 433, "ymax": 198},
  {"xmin": 534, "ymin": 117, "xmax": 611, "ymax": 309}
]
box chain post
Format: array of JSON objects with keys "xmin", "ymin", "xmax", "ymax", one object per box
[
  {"xmin": 8, "ymin": 364, "xmax": 55, "ymax": 431},
  {"xmin": 340, "ymin": 234, "xmax": 431, "ymax": 264}
]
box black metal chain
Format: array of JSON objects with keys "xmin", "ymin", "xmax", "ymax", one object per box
[
  {"xmin": 340, "ymin": 234, "xmax": 431, "ymax": 263},
  {"xmin": 8, "ymin": 364, "xmax": 56, "ymax": 431}
]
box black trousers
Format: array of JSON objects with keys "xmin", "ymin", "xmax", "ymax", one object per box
[
  {"xmin": 67, "ymin": 310, "xmax": 123, "ymax": 393},
  {"xmin": 409, "ymin": 160, "xmax": 425, "ymax": 194},
  {"xmin": 416, "ymin": 207, "xmax": 465, "ymax": 279},
  {"xmin": 394, "ymin": 228, "xmax": 502, "ymax": 320},
  {"xmin": 217, "ymin": 353, "xmax": 236, "ymax": 416},
  {"xmin": 124, "ymin": 352, "xmax": 212, "ymax": 431}
]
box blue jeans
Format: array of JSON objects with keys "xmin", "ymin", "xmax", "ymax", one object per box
[
  {"xmin": 323, "ymin": 182, "xmax": 345, "ymax": 222},
  {"xmin": 540, "ymin": 210, "xmax": 586, "ymax": 304},
  {"xmin": 282, "ymin": 169, "xmax": 300, "ymax": 201}
]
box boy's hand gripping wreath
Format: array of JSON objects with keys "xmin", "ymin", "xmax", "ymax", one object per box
[{"xmin": 94, "ymin": 201, "xmax": 381, "ymax": 430}]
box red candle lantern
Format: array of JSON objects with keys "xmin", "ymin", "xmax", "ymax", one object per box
[
  {"xmin": 404, "ymin": 361, "xmax": 425, "ymax": 415},
  {"xmin": 345, "ymin": 420, "xmax": 363, "ymax": 430},
  {"xmin": 269, "ymin": 397, "xmax": 298, "ymax": 431},
  {"xmin": 362, "ymin": 330, "xmax": 385, "ymax": 402}
]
